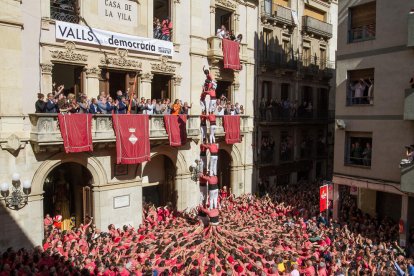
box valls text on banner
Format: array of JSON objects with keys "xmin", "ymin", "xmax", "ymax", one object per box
[{"xmin": 55, "ymin": 21, "xmax": 173, "ymax": 56}]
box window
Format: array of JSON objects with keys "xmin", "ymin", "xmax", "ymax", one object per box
[
  {"xmin": 302, "ymin": 47, "xmax": 311, "ymax": 66},
  {"xmin": 52, "ymin": 63, "xmax": 84, "ymax": 97},
  {"xmin": 153, "ymin": 0, "xmax": 172, "ymax": 41},
  {"xmin": 320, "ymin": 48, "xmax": 326, "ymax": 69},
  {"xmin": 299, "ymin": 130, "xmax": 313, "ymax": 159},
  {"xmin": 50, "ymin": 0, "xmax": 79, "ymax": 23},
  {"xmin": 215, "ymin": 8, "xmax": 233, "ymax": 36},
  {"xmin": 280, "ymin": 131, "xmax": 293, "ymax": 162},
  {"xmin": 152, "ymin": 74, "xmax": 172, "ymax": 100},
  {"xmin": 262, "ymin": 81, "xmax": 272, "ymax": 103},
  {"xmin": 304, "ymin": 4, "xmax": 326, "ymax": 22},
  {"xmin": 216, "ymin": 81, "xmax": 232, "ymax": 101},
  {"xmin": 348, "ymin": 1, "xmax": 376, "ymax": 43},
  {"xmin": 281, "ymin": 83, "xmax": 289, "ymax": 100},
  {"xmin": 99, "ymin": 70, "xmax": 138, "ymax": 100},
  {"xmin": 347, "ymin": 68, "xmax": 374, "ymax": 105},
  {"xmin": 345, "ymin": 133, "xmax": 372, "ymax": 167},
  {"xmin": 263, "ymin": 0, "xmax": 273, "ymax": 16},
  {"xmin": 260, "ymin": 132, "xmax": 275, "ymax": 164},
  {"xmin": 275, "ymin": 0, "xmax": 289, "ymax": 8}
]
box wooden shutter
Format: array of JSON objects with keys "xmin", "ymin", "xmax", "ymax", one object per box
[
  {"xmin": 351, "ymin": 2, "xmax": 376, "ymax": 28},
  {"xmin": 275, "ymin": 0, "xmax": 289, "ymax": 7},
  {"xmin": 304, "ymin": 4, "xmax": 325, "ymax": 22}
]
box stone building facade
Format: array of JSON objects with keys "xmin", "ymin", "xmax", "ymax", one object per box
[
  {"xmin": 254, "ymin": 0, "xmax": 337, "ymax": 188},
  {"xmin": 332, "ymin": 0, "xmax": 414, "ymax": 244},
  {"xmin": 0, "ymin": 0, "xmax": 257, "ymax": 249}
]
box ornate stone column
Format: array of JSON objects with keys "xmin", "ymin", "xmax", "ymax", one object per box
[
  {"xmin": 171, "ymin": 75, "xmax": 182, "ymax": 103},
  {"xmin": 140, "ymin": 73, "xmax": 153, "ymax": 99},
  {"xmin": 84, "ymin": 67, "xmax": 101, "ymax": 98},
  {"xmin": 40, "ymin": 63, "xmax": 53, "ymax": 94},
  {"xmin": 210, "ymin": 5, "xmax": 216, "ymax": 37}
]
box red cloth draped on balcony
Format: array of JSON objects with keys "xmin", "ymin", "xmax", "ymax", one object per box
[
  {"xmin": 222, "ymin": 39, "xmax": 241, "ymax": 70},
  {"xmin": 163, "ymin": 115, "xmax": 187, "ymax": 146},
  {"xmin": 112, "ymin": 114, "xmax": 151, "ymax": 164},
  {"xmin": 223, "ymin": 115, "xmax": 241, "ymax": 144},
  {"xmin": 58, "ymin": 113, "xmax": 93, "ymax": 153}
]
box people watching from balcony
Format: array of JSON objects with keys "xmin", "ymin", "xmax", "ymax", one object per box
[
  {"xmin": 260, "ymin": 136, "xmax": 275, "ymax": 163},
  {"xmin": 400, "ymin": 145, "xmax": 414, "ymax": 168},
  {"xmin": 280, "ymin": 135, "xmax": 293, "ymax": 161},
  {"xmin": 153, "ymin": 17, "xmax": 162, "ymax": 39},
  {"xmin": 153, "ymin": 16, "xmax": 172, "ymax": 41},
  {"xmin": 349, "ymin": 78, "xmax": 374, "ymax": 105},
  {"xmin": 35, "ymin": 93, "xmax": 46, "ymax": 113},
  {"xmin": 161, "ymin": 16, "xmax": 172, "ymax": 41},
  {"xmin": 349, "ymin": 141, "xmax": 372, "ymax": 166},
  {"xmin": 362, "ymin": 142, "xmax": 372, "ymax": 166},
  {"xmin": 216, "ymin": 25, "xmax": 229, "ymax": 39}
]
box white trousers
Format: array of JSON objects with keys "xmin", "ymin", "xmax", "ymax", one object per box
[
  {"xmin": 200, "ymin": 125, "xmax": 207, "ymax": 143},
  {"xmin": 209, "ymin": 189, "xmax": 219, "ymax": 209},
  {"xmin": 200, "ymin": 185, "xmax": 208, "ymax": 205},
  {"xmin": 200, "ymin": 100, "xmax": 206, "ymax": 112},
  {"xmin": 209, "ymin": 155, "xmax": 218, "ymax": 176},
  {"xmin": 210, "ymin": 125, "xmax": 217, "ymax": 143},
  {"xmin": 205, "ymin": 95, "xmax": 211, "ymax": 114},
  {"xmin": 209, "ymin": 99, "xmax": 217, "ymax": 113}
]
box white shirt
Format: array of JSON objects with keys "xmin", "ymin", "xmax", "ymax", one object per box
[
  {"xmin": 290, "ymin": 269, "xmax": 300, "ymax": 276},
  {"xmin": 145, "ymin": 104, "xmax": 154, "ymax": 115},
  {"xmin": 217, "ymin": 29, "xmax": 227, "ymax": 39}
]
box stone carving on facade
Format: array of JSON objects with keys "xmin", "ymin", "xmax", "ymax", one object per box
[
  {"xmin": 173, "ymin": 0, "xmax": 180, "ymax": 3},
  {"xmin": 216, "ymin": 0, "xmax": 237, "ymax": 10},
  {"xmin": 40, "ymin": 63, "xmax": 53, "ymax": 75},
  {"xmin": 150, "ymin": 55, "xmax": 176, "ymax": 73},
  {"xmin": 0, "ymin": 134, "xmax": 23, "ymax": 153},
  {"xmin": 50, "ymin": 41, "xmax": 88, "ymax": 63},
  {"xmin": 140, "ymin": 72, "xmax": 154, "ymax": 82},
  {"xmin": 100, "ymin": 49, "xmax": 142, "ymax": 69},
  {"xmin": 210, "ymin": 6, "xmax": 216, "ymax": 13},
  {"xmin": 84, "ymin": 67, "xmax": 101, "ymax": 78},
  {"xmin": 172, "ymin": 76, "xmax": 182, "ymax": 86}
]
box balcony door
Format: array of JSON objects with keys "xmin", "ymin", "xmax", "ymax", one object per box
[{"xmin": 52, "ymin": 63, "xmax": 84, "ymax": 97}]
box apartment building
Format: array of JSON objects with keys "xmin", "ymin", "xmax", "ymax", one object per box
[
  {"xmin": 255, "ymin": 0, "xmax": 337, "ymax": 189},
  {"xmin": 0, "ymin": 0, "xmax": 257, "ymax": 249},
  {"xmin": 333, "ymin": 0, "xmax": 414, "ymax": 244}
]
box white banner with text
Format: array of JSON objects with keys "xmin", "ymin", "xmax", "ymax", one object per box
[{"xmin": 55, "ymin": 21, "xmax": 173, "ymax": 56}]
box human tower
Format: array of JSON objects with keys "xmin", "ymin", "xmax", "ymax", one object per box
[{"xmin": 196, "ymin": 67, "xmax": 222, "ymax": 226}]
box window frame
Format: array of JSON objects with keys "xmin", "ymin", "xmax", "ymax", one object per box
[
  {"xmin": 346, "ymin": 68, "xmax": 375, "ymax": 106},
  {"xmin": 347, "ymin": 1, "xmax": 377, "ymax": 43},
  {"xmin": 344, "ymin": 132, "xmax": 373, "ymax": 168}
]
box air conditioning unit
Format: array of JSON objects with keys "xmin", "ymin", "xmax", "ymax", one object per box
[{"xmin": 335, "ymin": 119, "xmax": 346, "ymax": 130}]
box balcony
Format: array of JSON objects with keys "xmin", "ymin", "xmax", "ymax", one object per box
[
  {"xmin": 28, "ymin": 114, "xmax": 250, "ymax": 149},
  {"xmin": 259, "ymin": 51, "xmax": 299, "ymax": 71},
  {"xmin": 50, "ymin": 0, "xmax": 79, "ymax": 23},
  {"xmin": 401, "ymin": 163, "xmax": 414, "ymax": 193},
  {"xmin": 258, "ymin": 109, "xmax": 334, "ymax": 125},
  {"xmin": 408, "ymin": 12, "xmax": 414, "ymax": 47},
  {"xmin": 404, "ymin": 89, "xmax": 414, "ymax": 120},
  {"xmin": 299, "ymin": 55, "xmax": 335, "ymax": 79},
  {"xmin": 302, "ymin": 16, "xmax": 333, "ymax": 39},
  {"xmin": 260, "ymin": 3, "xmax": 295, "ymax": 27},
  {"xmin": 207, "ymin": 37, "xmax": 247, "ymax": 63}
]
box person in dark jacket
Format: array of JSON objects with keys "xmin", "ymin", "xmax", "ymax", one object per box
[
  {"xmin": 88, "ymin": 98, "xmax": 102, "ymax": 114},
  {"xmin": 35, "ymin": 93, "xmax": 46, "ymax": 113},
  {"xmin": 46, "ymin": 93, "xmax": 58, "ymax": 113}
]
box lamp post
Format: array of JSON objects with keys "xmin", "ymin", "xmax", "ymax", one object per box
[
  {"xmin": 189, "ymin": 159, "xmax": 202, "ymax": 182},
  {"xmin": 0, "ymin": 173, "xmax": 32, "ymax": 210}
]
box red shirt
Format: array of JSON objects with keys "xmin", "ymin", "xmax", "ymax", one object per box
[
  {"xmin": 206, "ymin": 143, "xmax": 218, "ymax": 154},
  {"xmin": 208, "ymin": 114, "xmax": 216, "ymax": 123},
  {"xmin": 208, "ymin": 89, "xmax": 216, "ymax": 98}
]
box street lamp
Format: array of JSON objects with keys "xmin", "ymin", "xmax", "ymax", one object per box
[
  {"xmin": 189, "ymin": 159, "xmax": 202, "ymax": 182},
  {"xmin": 0, "ymin": 173, "xmax": 32, "ymax": 210}
]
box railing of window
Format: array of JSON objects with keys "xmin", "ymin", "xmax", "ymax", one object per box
[
  {"xmin": 50, "ymin": 0, "xmax": 79, "ymax": 23},
  {"xmin": 346, "ymin": 156, "xmax": 372, "ymax": 167},
  {"xmin": 261, "ymin": 0, "xmax": 278, "ymax": 17},
  {"xmin": 349, "ymin": 24, "xmax": 376, "ymax": 42}
]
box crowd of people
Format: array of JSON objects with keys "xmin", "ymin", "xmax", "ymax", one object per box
[
  {"xmin": 1, "ymin": 181, "xmax": 414, "ymax": 275},
  {"xmin": 259, "ymin": 98, "xmax": 314, "ymax": 122},
  {"xmin": 153, "ymin": 16, "xmax": 173, "ymax": 41}
]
